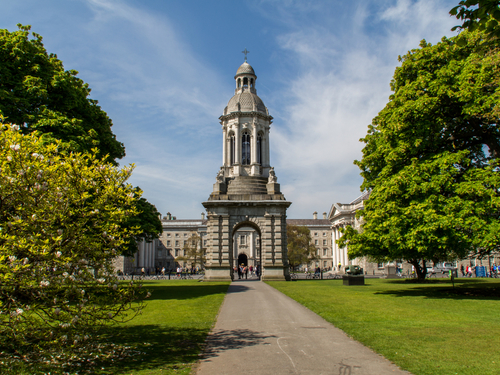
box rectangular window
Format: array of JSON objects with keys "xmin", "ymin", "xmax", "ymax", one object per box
[
  {"xmin": 175, "ymin": 249, "xmax": 179, "ymax": 257},
  {"xmin": 184, "ymin": 233, "xmax": 187, "ymax": 237},
  {"xmin": 175, "ymin": 233, "xmax": 179, "ymax": 237},
  {"xmin": 240, "ymin": 235, "xmax": 246, "ymax": 245},
  {"xmin": 323, "ymin": 239, "xmax": 327, "ymax": 245},
  {"xmin": 183, "ymin": 240, "xmax": 187, "ymax": 246},
  {"xmin": 166, "ymin": 240, "xmax": 170, "ymax": 246},
  {"xmin": 324, "ymin": 261, "xmax": 327, "ymax": 268},
  {"xmin": 314, "ymin": 239, "xmax": 318, "ymax": 245},
  {"xmin": 167, "ymin": 233, "xmax": 171, "ymax": 237},
  {"xmin": 377, "ymin": 262, "xmax": 384, "ymax": 268},
  {"xmin": 175, "ymin": 240, "xmax": 179, "ymax": 247},
  {"xmin": 323, "ymin": 249, "xmax": 327, "ymax": 256},
  {"xmin": 203, "ymin": 240, "xmax": 207, "ymax": 246}
]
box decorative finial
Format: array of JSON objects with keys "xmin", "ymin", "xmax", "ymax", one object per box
[{"xmin": 242, "ymin": 48, "xmax": 250, "ymax": 62}]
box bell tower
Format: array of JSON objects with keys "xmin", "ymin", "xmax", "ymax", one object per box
[{"xmin": 203, "ymin": 56, "xmax": 291, "ymax": 281}]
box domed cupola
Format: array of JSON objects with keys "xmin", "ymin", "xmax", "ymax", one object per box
[{"xmin": 223, "ymin": 61, "xmax": 269, "ymax": 116}]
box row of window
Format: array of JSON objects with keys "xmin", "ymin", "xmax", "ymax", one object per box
[
  {"xmin": 229, "ymin": 133, "xmax": 262, "ymax": 165},
  {"xmin": 314, "ymin": 239, "xmax": 329, "ymax": 246},
  {"xmin": 314, "ymin": 232, "xmax": 328, "ymax": 237}
]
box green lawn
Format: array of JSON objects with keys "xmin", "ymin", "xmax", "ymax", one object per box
[
  {"xmin": 267, "ymin": 278, "xmax": 500, "ymax": 375},
  {"xmin": 2, "ymin": 280, "xmax": 229, "ymax": 375},
  {"xmin": 98, "ymin": 280, "xmax": 230, "ymax": 375}
]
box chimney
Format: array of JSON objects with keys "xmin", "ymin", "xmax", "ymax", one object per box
[
  {"xmin": 201, "ymin": 212, "xmax": 205, "ymax": 220},
  {"xmin": 323, "ymin": 212, "xmax": 327, "ymax": 219},
  {"xmin": 313, "ymin": 211, "xmax": 318, "ymax": 220},
  {"xmin": 166, "ymin": 212, "xmax": 171, "ymax": 220}
]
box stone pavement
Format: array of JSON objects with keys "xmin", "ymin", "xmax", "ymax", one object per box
[{"xmin": 195, "ymin": 280, "xmax": 411, "ymax": 375}]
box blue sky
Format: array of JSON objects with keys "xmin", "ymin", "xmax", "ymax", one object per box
[{"xmin": 1, "ymin": 0, "xmax": 459, "ymax": 219}]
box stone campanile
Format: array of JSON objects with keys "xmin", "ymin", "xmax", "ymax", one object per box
[{"xmin": 202, "ymin": 57, "xmax": 291, "ymax": 281}]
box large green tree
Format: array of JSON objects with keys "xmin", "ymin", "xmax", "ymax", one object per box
[
  {"xmin": 339, "ymin": 30, "xmax": 500, "ymax": 280},
  {"xmin": 287, "ymin": 225, "xmax": 318, "ymax": 270},
  {"xmin": 0, "ymin": 25, "xmax": 162, "ymax": 251},
  {"xmin": 0, "ymin": 25, "xmax": 125, "ymax": 163}
]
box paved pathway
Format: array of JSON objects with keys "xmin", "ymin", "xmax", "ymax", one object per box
[{"xmin": 196, "ymin": 280, "xmax": 410, "ymax": 375}]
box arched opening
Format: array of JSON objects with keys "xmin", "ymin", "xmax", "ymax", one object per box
[
  {"xmin": 250, "ymin": 78, "xmax": 254, "ymax": 88},
  {"xmin": 229, "ymin": 133, "xmax": 235, "ymax": 165},
  {"xmin": 257, "ymin": 134, "xmax": 262, "ymax": 165},
  {"xmin": 237, "ymin": 78, "xmax": 241, "ymax": 88},
  {"xmin": 231, "ymin": 221, "xmax": 262, "ymax": 280},
  {"xmin": 238, "ymin": 253, "xmax": 248, "ymax": 266},
  {"xmin": 243, "ymin": 77, "xmax": 248, "ymax": 88},
  {"xmin": 242, "ymin": 131, "xmax": 250, "ymax": 165}
]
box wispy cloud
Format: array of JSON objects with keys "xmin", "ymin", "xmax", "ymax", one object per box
[{"xmin": 266, "ymin": 0, "xmax": 458, "ymax": 217}]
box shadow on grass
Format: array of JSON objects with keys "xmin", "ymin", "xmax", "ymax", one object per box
[
  {"xmin": 375, "ymin": 279, "xmax": 500, "ymax": 300},
  {"xmin": 97, "ymin": 325, "xmax": 275, "ymax": 373},
  {"xmin": 98, "ymin": 324, "xmax": 210, "ymax": 374},
  {"xmin": 138, "ymin": 283, "xmax": 230, "ymax": 301}
]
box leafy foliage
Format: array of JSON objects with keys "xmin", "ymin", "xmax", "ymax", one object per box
[
  {"xmin": 0, "ymin": 124, "xmax": 149, "ymax": 368},
  {"xmin": 286, "ymin": 225, "xmax": 318, "ymax": 269},
  {"xmin": 451, "ymin": 0, "xmax": 500, "ymax": 42},
  {"xmin": 340, "ymin": 30, "xmax": 500, "ymax": 280},
  {"xmin": 0, "ymin": 24, "xmax": 125, "ymax": 164},
  {"xmin": 119, "ymin": 191, "xmax": 163, "ymax": 256}
]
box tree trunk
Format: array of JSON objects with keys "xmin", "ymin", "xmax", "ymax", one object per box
[{"xmin": 410, "ymin": 259, "xmax": 427, "ymax": 282}]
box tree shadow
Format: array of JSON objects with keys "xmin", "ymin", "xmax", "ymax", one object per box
[
  {"xmin": 375, "ymin": 279, "xmax": 500, "ymax": 301},
  {"xmin": 201, "ymin": 328, "xmax": 276, "ymax": 360},
  {"xmin": 226, "ymin": 284, "xmax": 251, "ymax": 293},
  {"xmin": 95, "ymin": 324, "xmax": 210, "ymax": 374},
  {"xmin": 137, "ymin": 283, "xmax": 230, "ymax": 301}
]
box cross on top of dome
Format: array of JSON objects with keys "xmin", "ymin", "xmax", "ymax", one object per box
[{"xmin": 242, "ymin": 48, "xmax": 250, "ymax": 62}]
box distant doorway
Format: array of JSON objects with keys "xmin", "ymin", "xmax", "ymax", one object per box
[{"xmin": 238, "ymin": 253, "xmax": 248, "ymax": 267}]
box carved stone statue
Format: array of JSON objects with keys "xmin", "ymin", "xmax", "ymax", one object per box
[
  {"xmin": 268, "ymin": 167, "xmax": 277, "ymax": 183},
  {"xmin": 216, "ymin": 169, "xmax": 224, "ymax": 183}
]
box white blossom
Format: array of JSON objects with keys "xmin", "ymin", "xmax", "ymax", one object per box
[
  {"xmin": 40, "ymin": 280, "xmax": 50, "ymax": 287},
  {"xmin": 10, "ymin": 124, "xmax": 19, "ymax": 131},
  {"xmin": 8, "ymin": 255, "xmax": 16, "ymax": 263},
  {"xmin": 55, "ymin": 251, "xmax": 62, "ymax": 258},
  {"xmin": 10, "ymin": 144, "xmax": 20, "ymax": 151}
]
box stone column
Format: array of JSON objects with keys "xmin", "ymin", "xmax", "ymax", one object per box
[
  {"xmin": 332, "ymin": 227, "xmax": 337, "ymax": 269},
  {"xmin": 235, "ymin": 124, "xmax": 241, "ymax": 165},
  {"xmin": 222, "ymin": 126, "xmax": 227, "ymax": 166}
]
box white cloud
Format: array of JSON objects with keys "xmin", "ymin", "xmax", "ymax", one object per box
[{"xmin": 269, "ymin": 0, "xmax": 458, "ymax": 217}]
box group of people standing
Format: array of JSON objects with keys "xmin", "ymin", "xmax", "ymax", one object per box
[{"xmin": 234, "ymin": 264, "xmax": 260, "ymax": 279}]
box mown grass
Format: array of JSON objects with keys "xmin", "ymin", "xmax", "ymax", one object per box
[
  {"xmin": 267, "ymin": 278, "xmax": 500, "ymax": 375},
  {"xmin": 99, "ymin": 280, "xmax": 230, "ymax": 375},
  {"xmin": 3, "ymin": 280, "xmax": 229, "ymax": 375}
]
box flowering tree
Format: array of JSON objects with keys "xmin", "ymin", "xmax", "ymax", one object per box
[{"xmin": 0, "ymin": 122, "xmax": 149, "ymax": 366}]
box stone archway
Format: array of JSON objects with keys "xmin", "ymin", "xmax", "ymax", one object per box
[
  {"xmin": 202, "ymin": 202, "xmax": 290, "ymax": 281},
  {"xmin": 231, "ymin": 220, "xmax": 262, "ymax": 280}
]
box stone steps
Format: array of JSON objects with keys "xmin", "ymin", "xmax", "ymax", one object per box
[{"xmin": 226, "ymin": 176, "xmax": 268, "ymax": 195}]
